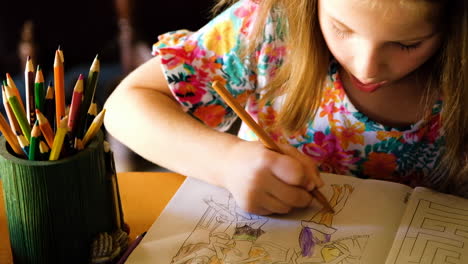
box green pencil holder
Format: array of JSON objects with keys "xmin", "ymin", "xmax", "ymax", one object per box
[{"xmin": 0, "ymin": 131, "xmax": 125, "ymax": 264}]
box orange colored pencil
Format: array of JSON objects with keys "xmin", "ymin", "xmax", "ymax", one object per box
[
  {"xmin": 211, "ymin": 81, "xmax": 334, "ymax": 213},
  {"xmin": 54, "ymin": 49, "xmax": 65, "ymax": 126},
  {"xmin": 0, "ymin": 112, "xmax": 24, "ymax": 157},
  {"xmin": 36, "ymin": 109, "xmax": 55, "ymax": 149}
]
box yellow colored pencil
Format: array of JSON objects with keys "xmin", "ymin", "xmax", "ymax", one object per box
[
  {"xmin": 17, "ymin": 134, "xmax": 29, "ymax": 156},
  {"xmin": 81, "ymin": 109, "xmax": 106, "ymax": 147},
  {"xmin": 49, "ymin": 116, "xmax": 68, "ymax": 161}
]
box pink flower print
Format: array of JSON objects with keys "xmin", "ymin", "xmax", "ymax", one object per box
[
  {"xmin": 405, "ymin": 114, "xmax": 441, "ymax": 143},
  {"xmin": 191, "ymin": 44, "xmax": 208, "ymax": 59},
  {"xmin": 234, "ymin": 2, "xmax": 257, "ymax": 36},
  {"xmin": 319, "ymin": 101, "xmax": 337, "ymax": 119},
  {"xmin": 246, "ymin": 98, "xmax": 259, "ymax": 117},
  {"xmin": 337, "ymin": 105, "xmax": 350, "ymax": 115},
  {"xmin": 160, "ymin": 45, "xmax": 197, "ymax": 70},
  {"xmin": 301, "ymin": 132, "xmax": 358, "ymax": 175},
  {"xmin": 173, "ymin": 77, "xmax": 207, "ymax": 104},
  {"xmin": 423, "ymin": 114, "xmax": 441, "ymax": 142}
]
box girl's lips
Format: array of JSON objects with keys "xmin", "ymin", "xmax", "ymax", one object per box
[{"xmin": 349, "ymin": 74, "xmax": 386, "ymax": 93}]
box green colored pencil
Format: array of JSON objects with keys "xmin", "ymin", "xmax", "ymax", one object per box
[
  {"xmin": 29, "ymin": 121, "xmax": 41, "ymax": 160},
  {"xmin": 4, "ymin": 84, "xmax": 31, "ymax": 140},
  {"xmin": 44, "ymin": 82, "xmax": 56, "ymax": 130},
  {"xmin": 78, "ymin": 55, "xmax": 100, "ymax": 138},
  {"xmin": 39, "ymin": 140, "xmax": 50, "ymax": 160},
  {"xmin": 34, "ymin": 65, "xmax": 45, "ymax": 113},
  {"xmin": 83, "ymin": 102, "xmax": 97, "ymax": 133}
]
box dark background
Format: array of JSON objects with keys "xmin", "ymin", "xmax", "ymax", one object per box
[
  {"xmin": 0, "ymin": 0, "xmax": 214, "ymax": 99},
  {"xmin": 0, "ymin": 0, "xmax": 215, "ymax": 171}
]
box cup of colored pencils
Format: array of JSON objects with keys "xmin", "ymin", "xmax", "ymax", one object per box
[
  {"xmin": 0, "ymin": 48, "xmax": 128, "ymax": 264},
  {"xmin": 1, "ymin": 48, "xmax": 105, "ymax": 161}
]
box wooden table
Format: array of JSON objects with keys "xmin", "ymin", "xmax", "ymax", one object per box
[{"xmin": 0, "ymin": 172, "xmax": 186, "ymax": 263}]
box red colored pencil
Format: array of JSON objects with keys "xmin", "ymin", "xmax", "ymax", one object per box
[{"xmin": 67, "ymin": 74, "xmax": 84, "ymax": 135}]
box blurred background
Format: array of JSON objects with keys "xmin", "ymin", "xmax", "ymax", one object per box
[{"xmin": 0, "ymin": 0, "xmax": 214, "ymax": 172}]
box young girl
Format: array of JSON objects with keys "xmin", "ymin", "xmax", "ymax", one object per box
[{"xmin": 104, "ymin": 0, "xmax": 468, "ymax": 215}]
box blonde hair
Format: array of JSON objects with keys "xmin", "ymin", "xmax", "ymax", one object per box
[{"xmin": 214, "ymin": 0, "xmax": 468, "ymax": 193}]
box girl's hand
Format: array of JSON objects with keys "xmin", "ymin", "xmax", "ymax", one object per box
[{"xmin": 222, "ymin": 140, "xmax": 323, "ymax": 215}]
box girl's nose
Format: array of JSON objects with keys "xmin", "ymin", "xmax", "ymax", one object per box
[{"xmin": 353, "ymin": 42, "xmax": 385, "ymax": 82}]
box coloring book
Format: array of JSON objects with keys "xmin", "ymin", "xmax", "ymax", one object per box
[{"xmin": 127, "ymin": 173, "xmax": 468, "ymax": 264}]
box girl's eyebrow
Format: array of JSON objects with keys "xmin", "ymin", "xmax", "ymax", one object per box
[
  {"xmin": 329, "ymin": 16, "xmax": 436, "ymax": 42},
  {"xmin": 395, "ymin": 33, "xmax": 436, "ymax": 43},
  {"xmin": 330, "ymin": 17, "xmax": 353, "ymax": 31}
]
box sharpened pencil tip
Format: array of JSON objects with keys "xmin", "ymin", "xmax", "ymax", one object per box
[{"xmin": 78, "ymin": 74, "xmax": 84, "ymax": 80}]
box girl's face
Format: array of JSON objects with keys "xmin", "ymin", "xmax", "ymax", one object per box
[{"xmin": 318, "ymin": 0, "xmax": 443, "ymax": 92}]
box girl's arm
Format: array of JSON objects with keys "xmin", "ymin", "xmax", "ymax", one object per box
[{"xmin": 104, "ymin": 56, "xmax": 323, "ymax": 215}]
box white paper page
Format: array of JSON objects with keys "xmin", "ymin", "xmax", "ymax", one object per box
[
  {"xmin": 127, "ymin": 173, "xmax": 411, "ymax": 264},
  {"xmin": 385, "ymin": 187, "xmax": 468, "ymax": 264}
]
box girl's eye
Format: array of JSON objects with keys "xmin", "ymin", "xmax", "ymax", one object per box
[
  {"xmin": 397, "ymin": 42, "xmax": 421, "ymax": 52},
  {"xmin": 331, "ymin": 24, "xmax": 350, "ymax": 39}
]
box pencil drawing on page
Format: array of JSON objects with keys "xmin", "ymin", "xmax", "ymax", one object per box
[{"xmin": 170, "ymin": 184, "xmax": 370, "ymax": 264}]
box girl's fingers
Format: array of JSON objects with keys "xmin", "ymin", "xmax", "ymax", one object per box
[
  {"xmin": 258, "ymin": 191, "xmax": 293, "ymax": 214},
  {"xmin": 265, "ymin": 174, "xmax": 313, "ymax": 208},
  {"xmin": 249, "ymin": 206, "xmax": 272, "ymax": 216},
  {"xmin": 277, "ymin": 144, "xmax": 324, "ymax": 190}
]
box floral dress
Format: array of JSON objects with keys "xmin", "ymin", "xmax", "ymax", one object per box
[{"xmin": 152, "ymin": 0, "xmax": 443, "ymax": 187}]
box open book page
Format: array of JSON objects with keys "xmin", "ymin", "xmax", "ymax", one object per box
[
  {"xmin": 385, "ymin": 187, "xmax": 468, "ymax": 264},
  {"xmin": 127, "ymin": 173, "xmax": 412, "ymax": 264}
]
